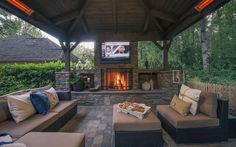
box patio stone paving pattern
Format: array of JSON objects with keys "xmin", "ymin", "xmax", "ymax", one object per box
[{"xmin": 60, "ymin": 93, "xmax": 236, "ymax": 147}]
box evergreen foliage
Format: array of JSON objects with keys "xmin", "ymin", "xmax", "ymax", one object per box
[{"xmin": 138, "ymin": 1, "xmax": 236, "ymax": 84}]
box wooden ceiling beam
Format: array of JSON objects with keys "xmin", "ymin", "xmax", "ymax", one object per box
[
  {"xmin": 152, "ymin": 41, "xmax": 163, "ymax": 50},
  {"xmin": 70, "ymin": 31, "xmax": 164, "ymax": 42},
  {"xmin": 53, "ymin": 11, "xmax": 79, "ymax": 25},
  {"xmin": 112, "ymin": 0, "xmax": 117, "ymax": 32},
  {"xmin": 143, "ymin": 14, "xmax": 150, "ymax": 32},
  {"xmin": 70, "ymin": 42, "xmax": 79, "ymax": 51},
  {"xmin": 150, "ymin": 9, "xmax": 177, "ymax": 22},
  {"xmin": 165, "ymin": 1, "xmax": 202, "ymax": 38},
  {"xmin": 81, "ymin": 17, "xmax": 89, "ymax": 33},
  {"xmin": 68, "ymin": 0, "xmax": 91, "ymax": 35},
  {"xmin": 138, "ymin": 0, "xmax": 164, "ymax": 32},
  {"xmin": 1, "ymin": 2, "xmax": 66, "ymax": 39}
]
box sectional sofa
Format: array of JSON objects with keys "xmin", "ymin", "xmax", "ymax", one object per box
[
  {"xmin": 0, "ymin": 86, "xmax": 78, "ymax": 141},
  {"xmin": 157, "ymin": 92, "xmax": 228, "ymax": 144}
]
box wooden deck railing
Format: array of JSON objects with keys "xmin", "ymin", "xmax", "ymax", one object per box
[{"xmin": 188, "ymin": 82, "xmax": 236, "ymax": 110}]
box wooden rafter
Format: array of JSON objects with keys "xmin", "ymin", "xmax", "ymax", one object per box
[
  {"xmin": 15, "ymin": 1, "xmax": 67, "ymax": 36},
  {"xmin": 68, "ymin": 0, "xmax": 91, "ymax": 35},
  {"xmin": 152, "ymin": 41, "xmax": 163, "ymax": 50},
  {"xmin": 165, "ymin": 1, "xmax": 201, "ymax": 38},
  {"xmin": 70, "ymin": 42, "xmax": 79, "ymax": 51},
  {"xmin": 112, "ymin": 0, "xmax": 117, "ymax": 32},
  {"xmin": 53, "ymin": 11, "xmax": 79, "ymax": 25},
  {"xmin": 150, "ymin": 9, "xmax": 177, "ymax": 22},
  {"xmin": 143, "ymin": 14, "xmax": 150, "ymax": 32},
  {"xmin": 138, "ymin": 0, "xmax": 164, "ymax": 32},
  {"xmin": 59, "ymin": 40, "xmax": 66, "ymax": 51},
  {"xmin": 81, "ymin": 17, "xmax": 89, "ymax": 33}
]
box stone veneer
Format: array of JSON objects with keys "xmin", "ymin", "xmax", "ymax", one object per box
[
  {"xmin": 72, "ymin": 87, "xmax": 178, "ymax": 107},
  {"xmin": 55, "ymin": 71, "xmax": 71, "ymax": 91},
  {"xmin": 94, "ymin": 41, "xmax": 139, "ymax": 89},
  {"xmin": 157, "ymin": 71, "xmax": 173, "ymax": 88}
]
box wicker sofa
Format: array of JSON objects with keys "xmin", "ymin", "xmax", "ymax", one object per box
[
  {"xmin": 157, "ymin": 92, "xmax": 228, "ymax": 144},
  {"xmin": 0, "ymin": 86, "xmax": 78, "ymax": 141}
]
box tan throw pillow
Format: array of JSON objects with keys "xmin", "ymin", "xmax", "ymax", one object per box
[
  {"xmin": 179, "ymin": 84, "xmax": 201, "ymax": 115},
  {"xmin": 170, "ymin": 95, "xmax": 192, "ymax": 116},
  {"xmin": 7, "ymin": 92, "xmax": 36, "ymax": 123},
  {"xmin": 44, "ymin": 87, "xmax": 59, "ymax": 109},
  {"xmin": 198, "ymin": 92, "xmax": 218, "ymax": 118}
]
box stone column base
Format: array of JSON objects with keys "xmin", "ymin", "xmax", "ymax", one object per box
[{"xmin": 55, "ymin": 71, "xmax": 71, "ymax": 91}]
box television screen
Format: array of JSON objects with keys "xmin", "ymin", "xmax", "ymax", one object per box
[{"xmin": 101, "ymin": 42, "xmax": 130, "ymax": 63}]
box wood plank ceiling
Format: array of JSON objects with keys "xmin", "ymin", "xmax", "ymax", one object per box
[{"xmin": 0, "ymin": 0, "xmax": 231, "ymax": 41}]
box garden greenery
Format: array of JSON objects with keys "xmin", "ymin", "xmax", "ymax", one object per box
[{"xmin": 0, "ymin": 61, "xmax": 76, "ymax": 95}]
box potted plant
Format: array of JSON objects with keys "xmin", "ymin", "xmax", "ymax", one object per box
[{"xmin": 69, "ymin": 73, "xmax": 84, "ymax": 91}]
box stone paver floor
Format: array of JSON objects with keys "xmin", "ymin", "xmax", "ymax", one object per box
[{"xmin": 60, "ymin": 105, "xmax": 236, "ymax": 147}]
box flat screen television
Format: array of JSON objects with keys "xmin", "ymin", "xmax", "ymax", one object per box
[{"xmin": 101, "ymin": 42, "xmax": 130, "ymax": 64}]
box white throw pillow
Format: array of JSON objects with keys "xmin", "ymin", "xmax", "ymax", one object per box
[
  {"xmin": 179, "ymin": 84, "xmax": 201, "ymax": 115},
  {"xmin": 44, "ymin": 87, "xmax": 59, "ymax": 109},
  {"xmin": 7, "ymin": 92, "xmax": 36, "ymax": 123}
]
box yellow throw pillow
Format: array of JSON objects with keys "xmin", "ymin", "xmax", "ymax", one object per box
[{"xmin": 170, "ymin": 95, "xmax": 192, "ymax": 116}]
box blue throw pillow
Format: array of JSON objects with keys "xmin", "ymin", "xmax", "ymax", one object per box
[
  {"xmin": 0, "ymin": 133, "xmax": 12, "ymax": 146},
  {"xmin": 30, "ymin": 91, "xmax": 50, "ymax": 115}
]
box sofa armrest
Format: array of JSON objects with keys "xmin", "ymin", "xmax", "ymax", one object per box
[
  {"xmin": 217, "ymin": 99, "xmax": 228, "ymax": 128},
  {"xmin": 56, "ymin": 91, "xmax": 72, "ymax": 101}
]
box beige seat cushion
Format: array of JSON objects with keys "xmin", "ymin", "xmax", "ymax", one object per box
[
  {"xmin": 113, "ymin": 105, "xmax": 161, "ymax": 131},
  {"xmin": 0, "ymin": 112, "xmax": 58, "ymax": 139},
  {"xmin": 16, "ymin": 132, "xmax": 85, "ymax": 147},
  {"xmin": 157, "ymin": 105, "xmax": 219, "ymax": 129},
  {"xmin": 50, "ymin": 100, "xmax": 77, "ymax": 117}
]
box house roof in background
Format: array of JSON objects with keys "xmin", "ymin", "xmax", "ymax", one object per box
[{"xmin": 0, "ymin": 34, "xmax": 78, "ymax": 63}]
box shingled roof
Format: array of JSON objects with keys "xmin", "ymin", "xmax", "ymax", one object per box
[{"xmin": 0, "ymin": 34, "xmax": 78, "ymax": 63}]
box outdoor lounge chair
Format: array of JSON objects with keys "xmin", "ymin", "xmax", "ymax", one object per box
[{"xmin": 156, "ymin": 92, "xmax": 228, "ymax": 144}]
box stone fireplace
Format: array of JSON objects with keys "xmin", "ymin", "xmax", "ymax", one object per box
[
  {"xmin": 55, "ymin": 41, "xmax": 174, "ymax": 91},
  {"xmin": 94, "ymin": 41, "xmax": 139, "ymax": 90}
]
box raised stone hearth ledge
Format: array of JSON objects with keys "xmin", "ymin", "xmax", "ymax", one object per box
[{"xmin": 72, "ymin": 87, "xmax": 178, "ymax": 107}]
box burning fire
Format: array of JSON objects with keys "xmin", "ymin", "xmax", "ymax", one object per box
[{"xmin": 104, "ymin": 71, "xmax": 129, "ymax": 90}]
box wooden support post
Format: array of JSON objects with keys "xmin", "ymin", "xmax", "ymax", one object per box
[
  {"xmin": 163, "ymin": 41, "xmax": 169, "ymax": 69},
  {"xmin": 65, "ymin": 41, "xmax": 71, "ymax": 72},
  {"xmin": 152, "ymin": 40, "xmax": 172, "ymax": 69},
  {"xmin": 60, "ymin": 40, "xmax": 71, "ymax": 72}
]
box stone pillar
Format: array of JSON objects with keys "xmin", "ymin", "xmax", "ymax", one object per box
[
  {"xmin": 131, "ymin": 42, "xmax": 139, "ymax": 89},
  {"xmin": 55, "ymin": 71, "xmax": 71, "ymax": 91},
  {"xmin": 94, "ymin": 41, "xmax": 102, "ymax": 87},
  {"xmin": 157, "ymin": 71, "xmax": 173, "ymax": 88}
]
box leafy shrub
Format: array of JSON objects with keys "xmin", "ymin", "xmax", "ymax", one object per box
[{"xmin": 0, "ymin": 61, "xmax": 72, "ymax": 95}]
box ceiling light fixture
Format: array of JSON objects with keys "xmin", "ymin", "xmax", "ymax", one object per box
[
  {"xmin": 195, "ymin": 0, "xmax": 214, "ymax": 12},
  {"xmin": 6, "ymin": 0, "xmax": 33, "ymax": 15}
]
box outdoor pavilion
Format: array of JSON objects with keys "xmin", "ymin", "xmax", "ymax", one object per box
[{"xmin": 0, "ymin": 0, "xmax": 230, "ymax": 71}]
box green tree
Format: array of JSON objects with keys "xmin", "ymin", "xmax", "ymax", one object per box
[
  {"xmin": 138, "ymin": 41, "xmax": 162, "ymax": 69},
  {"xmin": 72, "ymin": 45, "xmax": 95, "ymax": 69},
  {"xmin": 0, "ymin": 9, "xmax": 42, "ymax": 38}
]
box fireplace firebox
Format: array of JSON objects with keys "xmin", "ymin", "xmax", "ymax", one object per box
[{"xmin": 101, "ymin": 69, "xmax": 132, "ymax": 90}]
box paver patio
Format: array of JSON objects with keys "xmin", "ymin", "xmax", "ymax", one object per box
[{"xmin": 59, "ymin": 92, "xmax": 236, "ymax": 147}]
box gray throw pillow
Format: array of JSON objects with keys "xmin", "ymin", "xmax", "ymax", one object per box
[
  {"xmin": 198, "ymin": 92, "xmax": 218, "ymax": 118},
  {"xmin": 0, "ymin": 100, "xmax": 12, "ymax": 123}
]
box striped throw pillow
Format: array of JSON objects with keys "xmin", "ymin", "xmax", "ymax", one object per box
[{"xmin": 179, "ymin": 84, "xmax": 201, "ymax": 115}]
